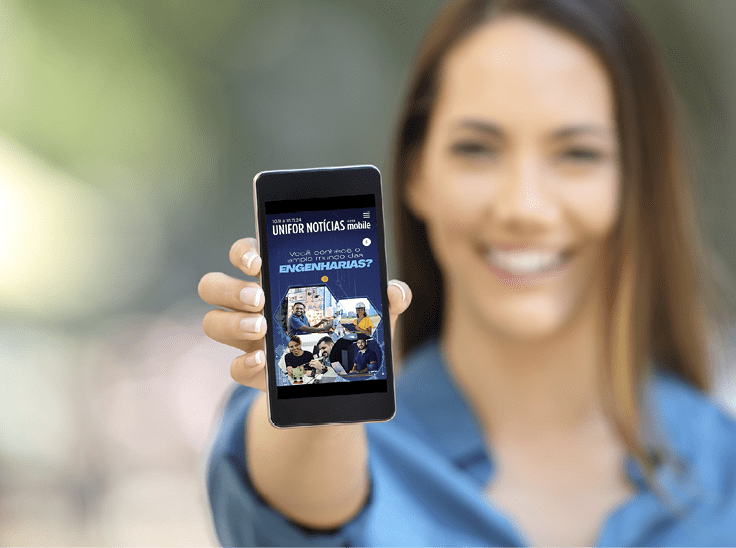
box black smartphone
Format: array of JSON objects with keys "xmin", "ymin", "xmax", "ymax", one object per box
[{"xmin": 253, "ymin": 165, "xmax": 396, "ymax": 427}]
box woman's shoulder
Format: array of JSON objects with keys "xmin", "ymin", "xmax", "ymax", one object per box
[
  {"xmin": 649, "ymin": 370, "xmax": 736, "ymax": 442},
  {"xmin": 647, "ymin": 370, "xmax": 736, "ymax": 508}
]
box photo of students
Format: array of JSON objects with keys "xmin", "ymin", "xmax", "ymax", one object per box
[
  {"xmin": 315, "ymin": 336, "xmax": 337, "ymax": 366},
  {"xmin": 314, "ymin": 335, "xmax": 353, "ymax": 377},
  {"xmin": 350, "ymin": 334, "xmax": 378, "ymax": 374},
  {"xmin": 275, "ymin": 293, "xmax": 385, "ymax": 383},
  {"xmin": 334, "ymin": 297, "xmax": 381, "ymax": 335},
  {"xmin": 284, "ymin": 335, "xmax": 324, "ymax": 381},
  {"xmin": 287, "ymin": 302, "xmax": 331, "ymax": 336},
  {"xmin": 281, "ymin": 286, "xmax": 338, "ymax": 338},
  {"xmin": 352, "ymin": 302, "xmax": 374, "ymax": 336}
]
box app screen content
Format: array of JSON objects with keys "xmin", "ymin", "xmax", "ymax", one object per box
[{"xmin": 264, "ymin": 195, "xmax": 387, "ymax": 398}]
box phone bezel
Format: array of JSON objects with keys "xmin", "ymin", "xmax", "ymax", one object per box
[{"xmin": 253, "ymin": 165, "xmax": 396, "ymax": 428}]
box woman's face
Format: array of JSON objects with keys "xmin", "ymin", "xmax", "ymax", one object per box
[
  {"xmin": 288, "ymin": 340, "xmax": 302, "ymax": 355},
  {"xmin": 409, "ymin": 16, "xmax": 620, "ymax": 340}
]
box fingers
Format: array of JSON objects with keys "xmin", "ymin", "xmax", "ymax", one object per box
[
  {"xmin": 203, "ymin": 309, "xmax": 267, "ymax": 352},
  {"xmin": 198, "ymin": 272, "xmax": 264, "ymax": 312},
  {"xmin": 230, "ymin": 238, "xmax": 262, "ymax": 277},
  {"xmin": 202, "ymin": 238, "xmax": 267, "ymax": 392},
  {"xmin": 230, "ymin": 350, "xmax": 267, "ymax": 391}
]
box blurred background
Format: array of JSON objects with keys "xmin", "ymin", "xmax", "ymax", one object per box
[{"xmin": 1, "ymin": 0, "xmax": 735, "ymax": 544}]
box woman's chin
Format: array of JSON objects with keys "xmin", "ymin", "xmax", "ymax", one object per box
[
  {"xmin": 481, "ymin": 300, "xmax": 579, "ymax": 342},
  {"xmin": 493, "ymin": 319, "xmax": 561, "ymax": 341}
]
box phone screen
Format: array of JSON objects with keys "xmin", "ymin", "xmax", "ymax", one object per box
[{"xmin": 263, "ymin": 193, "xmax": 388, "ymax": 400}]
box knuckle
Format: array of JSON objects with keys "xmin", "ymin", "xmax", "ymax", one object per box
[
  {"xmin": 229, "ymin": 240, "xmax": 244, "ymax": 265},
  {"xmin": 230, "ymin": 354, "xmax": 252, "ymax": 385},
  {"xmin": 229, "ymin": 238, "xmax": 257, "ymax": 265},
  {"xmin": 230, "ymin": 355, "xmax": 244, "ymax": 383},
  {"xmin": 198, "ymin": 272, "xmax": 217, "ymax": 299},
  {"xmin": 230, "ymin": 313, "xmax": 246, "ymax": 340},
  {"xmin": 202, "ymin": 310, "xmax": 219, "ymax": 338}
]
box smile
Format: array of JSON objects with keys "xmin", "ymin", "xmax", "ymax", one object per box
[{"xmin": 483, "ymin": 246, "xmax": 573, "ymax": 276}]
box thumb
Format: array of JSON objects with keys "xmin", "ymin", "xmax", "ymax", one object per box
[{"xmin": 387, "ymin": 280, "xmax": 412, "ymax": 341}]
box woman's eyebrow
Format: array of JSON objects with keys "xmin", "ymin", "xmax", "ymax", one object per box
[
  {"xmin": 453, "ymin": 119, "xmax": 505, "ymax": 139},
  {"xmin": 453, "ymin": 120, "xmax": 614, "ymax": 141},
  {"xmin": 550, "ymin": 125, "xmax": 615, "ymax": 140}
]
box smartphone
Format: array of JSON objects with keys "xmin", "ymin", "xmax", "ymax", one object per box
[{"xmin": 253, "ymin": 165, "xmax": 396, "ymax": 427}]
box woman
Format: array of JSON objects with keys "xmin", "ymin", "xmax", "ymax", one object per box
[
  {"xmin": 283, "ymin": 335, "xmax": 319, "ymax": 379},
  {"xmin": 352, "ymin": 301, "xmax": 374, "ymax": 336},
  {"xmin": 198, "ymin": 0, "xmax": 736, "ymax": 545}
]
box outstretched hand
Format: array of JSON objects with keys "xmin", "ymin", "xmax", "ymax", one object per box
[{"xmin": 198, "ymin": 237, "xmax": 412, "ymax": 392}]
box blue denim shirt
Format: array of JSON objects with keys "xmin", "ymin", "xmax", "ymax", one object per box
[{"xmin": 207, "ymin": 340, "xmax": 736, "ymax": 546}]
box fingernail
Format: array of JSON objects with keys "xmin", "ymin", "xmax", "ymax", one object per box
[
  {"xmin": 246, "ymin": 351, "xmax": 265, "ymax": 367},
  {"xmin": 240, "ymin": 316, "xmax": 265, "ymax": 333},
  {"xmin": 242, "ymin": 251, "xmax": 260, "ymax": 270},
  {"xmin": 240, "ymin": 287, "xmax": 264, "ymax": 307},
  {"xmin": 389, "ymin": 281, "xmax": 406, "ymax": 303}
]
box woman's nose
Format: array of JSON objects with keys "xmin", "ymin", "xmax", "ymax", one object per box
[{"xmin": 492, "ymin": 155, "xmax": 558, "ymax": 232}]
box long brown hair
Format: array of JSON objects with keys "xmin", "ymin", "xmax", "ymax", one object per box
[{"xmin": 393, "ymin": 0, "xmax": 723, "ymax": 484}]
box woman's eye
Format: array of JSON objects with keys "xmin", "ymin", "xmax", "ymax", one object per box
[
  {"xmin": 559, "ymin": 148, "xmax": 603, "ymax": 162},
  {"xmin": 449, "ymin": 141, "xmax": 497, "ymax": 157}
]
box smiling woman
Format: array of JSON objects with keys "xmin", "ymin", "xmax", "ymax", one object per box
[
  {"xmin": 202, "ymin": 0, "xmax": 736, "ymax": 545},
  {"xmin": 396, "ymin": 0, "xmax": 722, "ymax": 477}
]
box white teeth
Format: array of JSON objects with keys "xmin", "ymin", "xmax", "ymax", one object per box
[{"xmin": 485, "ymin": 248, "xmax": 564, "ymax": 274}]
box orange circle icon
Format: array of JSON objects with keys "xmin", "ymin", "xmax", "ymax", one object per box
[{"xmin": 321, "ymin": 276, "xmax": 329, "ymax": 282}]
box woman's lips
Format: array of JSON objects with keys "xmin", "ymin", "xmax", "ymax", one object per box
[{"xmin": 479, "ymin": 245, "xmax": 575, "ymax": 284}]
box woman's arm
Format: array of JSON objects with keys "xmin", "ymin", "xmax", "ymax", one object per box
[{"xmin": 246, "ymin": 393, "xmax": 369, "ymax": 529}]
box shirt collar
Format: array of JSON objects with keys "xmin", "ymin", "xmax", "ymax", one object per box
[
  {"xmin": 397, "ymin": 342, "xmax": 697, "ymax": 496},
  {"xmin": 396, "ymin": 339, "xmax": 728, "ymax": 512}
]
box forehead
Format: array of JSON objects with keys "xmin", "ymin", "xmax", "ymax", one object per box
[
  {"xmin": 437, "ymin": 16, "xmax": 614, "ymax": 131},
  {"xmin": 289, "ymin": 341, "xmax": 299, "ymax": 346}
]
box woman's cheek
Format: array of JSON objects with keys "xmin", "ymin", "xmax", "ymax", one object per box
[
  {"xmin": 425, "ymin": 217, "xmax": 475, "ymax": 274},
  {"xmin": 561, "ymin": 179, "xmax": 620, "ymax": 236},
  {"xmin": 430, "ymin": 202, "xmax": 484, "ymax": 239},
  {"xmin": 427, "ymin": 175, "xmax": 498, "ymax": 226}
]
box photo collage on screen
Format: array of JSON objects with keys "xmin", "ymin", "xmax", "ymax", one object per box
[{"xmin": 265, "ymin": 197, "xmax": 386, "ymax": 388}]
